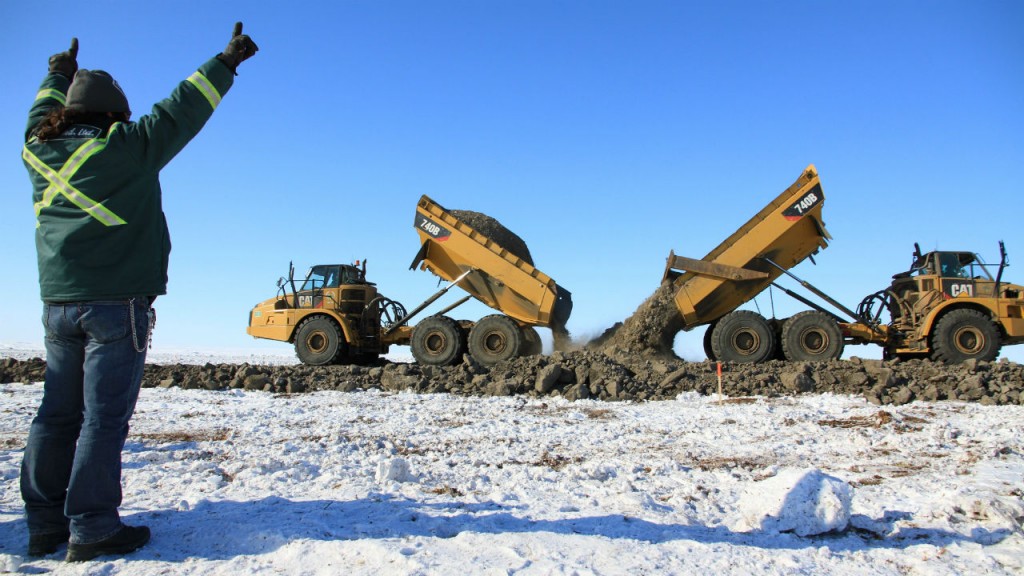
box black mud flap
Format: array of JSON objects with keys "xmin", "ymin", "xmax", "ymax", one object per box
[
  {"xmin": 552, "ymin": 285, "xmax": 573, "ymax": 328},
  {"xmin": 409, "ymin": 241, "xmax": 430, "ymax": 271}
]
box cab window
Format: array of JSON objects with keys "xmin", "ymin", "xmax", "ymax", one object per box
[
  {"xmin": 341, "ymin": 266, "xmax": 365, "ymax": 284},
  {"xmin": 938, "ymin": 253, "xmax": 965, "ymax": 278},
  {"xmin": 301, "ymin": 266, "xmax": 339, "ymax": 291}
]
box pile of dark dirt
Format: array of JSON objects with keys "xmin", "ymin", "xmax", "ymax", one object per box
[{"xmin": 4, "ymin": 353, "xmax": 1023, "ymax": 406}]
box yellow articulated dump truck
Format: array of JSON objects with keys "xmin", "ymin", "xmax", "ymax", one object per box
[
  {"xmin": 665, "ymin": 165, "xmax": 1024, "ymax": 363},
  {"xmin": 408, "ymin": 195, "xmax": 573, "ymax": 365},
  {"xmin": 849, "ymin": 242, "xmax": 1024, "ymax": 362},
  {"xmin": 247, "ymin": 195, "xmax": 572, "ymax": 367}
]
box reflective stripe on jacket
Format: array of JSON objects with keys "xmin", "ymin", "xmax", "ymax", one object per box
[{"xmin": 24, "ymin": 57, "xmax": 234, "ymax": 301}]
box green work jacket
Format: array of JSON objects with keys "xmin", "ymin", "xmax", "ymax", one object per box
[{"xmin": 23, "ymin": 57, "xmax": 234, "ymax": 302}]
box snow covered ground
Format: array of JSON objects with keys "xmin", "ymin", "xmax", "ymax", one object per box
[
  {"xmin": 0, "ymin": 342, "xmax": 308, "ymax": 367},
  {"xmin": 1, "ymin": 347, "xmax": 1023, "ymax": 575}
]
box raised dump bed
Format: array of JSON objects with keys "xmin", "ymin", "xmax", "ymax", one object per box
[
  {"xmin": 410, "ymin": 195, "xmax": 573, "ymax": 331},
  {"xmin": 664, "ymin": 165, "xmax": 830, "ymax": 327}
]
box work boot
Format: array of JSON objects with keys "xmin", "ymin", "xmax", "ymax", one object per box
[
  {"xmin": 65, "ymin": 525, "xmax": 150, "ymax": 562},
  {"xmin": 27, "ymin": 529, "xmax": 70, "ymax": 557}
]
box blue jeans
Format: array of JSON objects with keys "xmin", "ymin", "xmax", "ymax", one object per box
[{"xmin": 21, "ymin": 299, "xmax": 151, "ymax": 544}]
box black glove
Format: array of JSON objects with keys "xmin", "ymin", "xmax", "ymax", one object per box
[
  {"xmin": 217, "ymin": 22, "xmax": 258, "ymax": 73},
  {"xmin": 48, "ymin": 38, "xmax": 79, "ymax": 79}
]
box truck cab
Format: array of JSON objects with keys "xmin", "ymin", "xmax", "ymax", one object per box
[
  {"xmin": 890, "ymin": 250, "xmax": 1009, "ymax": 312},
  {"xmin": 287, "ymin": 264, "xmax": 374, "ymax": 314}
]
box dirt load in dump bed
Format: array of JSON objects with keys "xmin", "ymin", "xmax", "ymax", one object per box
[
  {"xmin": 449, "ymin": 210, "xmax": 534, "ymax": 266},
  {"xmin": 447, "ymin": 208, "xmax": 576, "ymax": 349}
]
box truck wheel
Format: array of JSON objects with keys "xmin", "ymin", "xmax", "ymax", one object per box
[
  {"xmin": 781, "ymin": 310, "xmax": 844, "ymax": 362},
  {"xmin": 522, "ymin": 326, "xmax": 543, "ymax": 356},
  {"xmin": 469, "ymin": 315, "xmax": 524, "ymax": 366},
  {"xmin": 930, "ymin": 309, "xmax": 1001, "ymax": 363},
  {"xmin": 703, "ymin": 322, "xmax": 717, "ymax": 362},
  {"xmin": 411, "ymin": 315, "xmax": 465, "ymax": 366},
  {"xmin": 710, "ymin": 311, "xmax": 776, "ymax": 364},
  {"xmin": 295, "ymin": 316, "xmax": 345, "ymax": 366}
]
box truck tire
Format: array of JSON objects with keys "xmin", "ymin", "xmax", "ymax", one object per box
[
  {"xmin": 703, "ymin": 322, "xmax": 717, "ymax": 362},
  {"xmin": 411, "ymin": 315, "xmax": 465, "ymax": 366},
  {"xmin": 781, "ymin": 310, "xmax": 844, "ymax": 362},
  {"xmin": 930, "ymin": 308, "xmax": 1001, "ymax": 363},
  {"xmin": 710, "ymin": 310, "xmax": 776, "ymax": 364},
  {"xmin": 295, "ymin": 316, "xmax": 346, "ymax": 366},
  {"xmin": 521, "ymin": 326, "xmax": 542, "ymax": 356},
  {"xmin": 469, "ymin": 315, "xmax": 524, "ymax": 366}
]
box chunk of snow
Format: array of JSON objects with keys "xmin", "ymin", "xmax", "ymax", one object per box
[
  {"xmin": 737, "ymin": 468, "xmax": 852, "ymax": 536},
  {"xmin": 376, "ymin": 457, "xmax": 415, "ymax": 483}
]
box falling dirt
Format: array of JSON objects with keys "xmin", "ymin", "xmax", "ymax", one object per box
[
  {"xmin": 590, "ymin": 281, "xmax": 686, "ymax": 360},
  {"xmin": 551, "ymin": 324, "xmax": 574, "ymax": 353}
]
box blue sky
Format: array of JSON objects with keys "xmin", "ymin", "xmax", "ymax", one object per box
[{"xmin": 2, "ymin": 1, "xmax": 1022, "ymax": 362}]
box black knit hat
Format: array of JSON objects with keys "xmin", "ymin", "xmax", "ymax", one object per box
[{"xmin": 66, "ymin": 69, "xmax": 130, "ymax": 115}]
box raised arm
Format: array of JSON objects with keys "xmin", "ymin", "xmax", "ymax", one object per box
[
  {"xmin": 120, "ymin": 22, "xmax": 259, "ymax": 172},
  {"xmin": 25, "ymin": 38, "xmax": 79, "ymax": 141}
]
